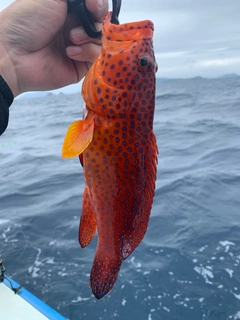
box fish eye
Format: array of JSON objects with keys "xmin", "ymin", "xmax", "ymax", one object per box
[
  {"xmin": 139, "ymin": 56, "xmax": 148, "ymax": 67},
  {"xmin": 137, "ymin": 55, "xmax": 152, "ymax": 72}
]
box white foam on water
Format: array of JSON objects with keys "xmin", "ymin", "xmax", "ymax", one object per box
[
  {"xmin": 225, "ymin": 246, "xmax": 230, "ymax": 253},
  {"xmin": 234, "ymin": 311, "xmax": 240, "ymax": 319},
  {"xmin": 163, "ymin": 306, "xmax": 170, "ymax": 313},
  {"xmin": 28, "ymin": 247, "xmax": 58, "ymax": 279},
  {"xmin": 206, "ymin": 266, "xmax": 213, "ymax": 270},
  {"xmin": 58, "ymin": 271, "xmax": 68, "ymax": 277},
  {"xmin": 194, "ymin": 266, "xmax": 214, "ymax": 284},
  {"xmin": 199, "ymin": 245, "xmax": 208, "ymax": 252},
  {"xmin": 46, "ymin": 257, "xmax": 55, "ymax": 264},
  {"xmin": 233, "ymin": 293, "xmax": 240, "ymax": 301},
  {"xmin": 72, "ymin": 296, "xmax": 91, "ymax": 303},
  {"xmin": 219, "ymin": 241, "xmax": 235, "ymax": 247},
  {"xmin": 122, "ymin": 298, "xmax": 127, "ymax": 306},
  {"xmin": 0, "ymin": 219, "xmax": 10, "ymax": 225},
  {"xmin": 28, "ymin": 265, "xmax": 42, "ymax": 278},
  {"xmin": 225, "ymin": 268, "xmax": 234, "ymax": 278},
  {"xmin": 128, "ymin": 256, "xmax": 142, "ymax": 269},
  {"xmin": 28, "ymin": 247, "xmax": 44, "ymax": 278}
]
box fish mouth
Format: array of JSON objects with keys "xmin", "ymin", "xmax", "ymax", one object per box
[{"xmin": 102, "ymin": 12, "xmax": 154, "ymax": 42}]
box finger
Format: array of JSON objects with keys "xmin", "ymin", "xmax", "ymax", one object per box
[
  {"xmin": 66, "ymin": 42, "xmax": 101, "ymax": 64},
  {"xmin": 86, "ymin": 0, "xmax": 108, "ymax": 22},
  {"xmin": 72, "ymin": 60, "xmax": 89, "ymax": 82},
  {"xmin": 64, "ymin": 13, "xmax": 80, "ymax": 47},
  {"xmin": 70, "ymin": 25, "xmax": 102, "ymax": 45}
]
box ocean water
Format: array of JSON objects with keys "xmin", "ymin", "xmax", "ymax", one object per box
[{"xmin": 0, "ymin": 77, "xmax": 240, "ymax": 320}]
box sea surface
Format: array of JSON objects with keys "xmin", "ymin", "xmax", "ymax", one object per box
[{"xmin": 0, "ymin": 77, "xmax": 240, "ymax": 320}]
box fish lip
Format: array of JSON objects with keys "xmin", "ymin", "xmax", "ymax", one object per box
[{"xmin": 102, "ymin": 12, "xmax": 154, "ymax": 42}]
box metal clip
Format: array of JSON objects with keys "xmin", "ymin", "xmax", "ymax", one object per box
[
  {"xmin": 111, "ymin": 0, "xmax": 122, "ymax": 25},
  {"xmin": 68, "ymin": 0, "xmax": 101, "ymax": 39},
  {"xmin": 67, "ymin": 0, "xmax": 122, "ymax": 38}
]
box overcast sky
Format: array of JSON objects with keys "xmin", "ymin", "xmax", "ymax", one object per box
[{"xmin": 1, "ymin": 0, "xmax": 240, "ymax": 93}]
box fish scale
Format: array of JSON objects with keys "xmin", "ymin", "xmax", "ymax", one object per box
[{"xmin": 62, "ymin": 12, "xmax": 158, "ymax": 299}]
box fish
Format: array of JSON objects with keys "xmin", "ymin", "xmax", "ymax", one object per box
[{"xmin": 62, "ymin": 12, "xmax": 158, "ymax": 299}]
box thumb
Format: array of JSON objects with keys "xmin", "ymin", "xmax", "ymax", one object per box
[{"xmin": 85, "ymin": 0, "xmax": 108, "ymax": 22}]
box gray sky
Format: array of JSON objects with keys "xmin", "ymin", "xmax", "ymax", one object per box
[{"xmin": 1, "ymin": 0, "xmax": 240, "ymax": 93}]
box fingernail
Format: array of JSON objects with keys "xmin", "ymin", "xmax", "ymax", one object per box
[
  {"xmin": 98, "ymin": 0, "xmax": 104, "ymax": 8},
  {"xmin": 71, "ymin": 28, "xmax": 86, "ymax": 42}
]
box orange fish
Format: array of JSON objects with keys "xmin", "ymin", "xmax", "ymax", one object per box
[{"xmin": 62, "ymin": 12, "xmax": 158, "ymax": 299}]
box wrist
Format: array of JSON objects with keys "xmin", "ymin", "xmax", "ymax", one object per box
[
  {"xmin": 0, "ymin": 14, "xmax": 20, "ymax": 97},
  {"xmin": 0, "ymin": 58, "xmax": 18, "ymax": 99}
]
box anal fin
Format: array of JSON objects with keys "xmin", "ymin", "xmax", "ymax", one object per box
[{"xmin": 79, "ymin": 187, "xmax": 97, "ymax": 248}]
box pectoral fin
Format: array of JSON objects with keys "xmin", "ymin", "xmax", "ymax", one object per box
[{"xmin": 62, "ymin": 116, "xmax": 94, "ymax": 158}]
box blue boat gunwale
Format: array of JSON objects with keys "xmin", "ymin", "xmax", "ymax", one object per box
[{"xmin": 3, "ymin": 278, "xmax": 66, "ymax": 320}]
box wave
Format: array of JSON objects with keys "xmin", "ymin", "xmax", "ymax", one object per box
[{"xmin": 156, "ymin": 93, "xmax": 192, "ymax": 100}]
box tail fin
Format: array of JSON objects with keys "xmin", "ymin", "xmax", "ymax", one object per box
[{"xmin": 89, "ymin": 246, "xmax": 122, "ymax": 299}]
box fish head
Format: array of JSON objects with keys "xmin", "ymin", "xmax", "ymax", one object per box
[{"xmin": 82, "ymin": 12, "xmax": 157, "ymax": 118}]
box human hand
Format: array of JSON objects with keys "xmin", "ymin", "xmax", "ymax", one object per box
[{"xmin": 0, "ymin": 0, "xmax": 108, "ymax": 97}]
